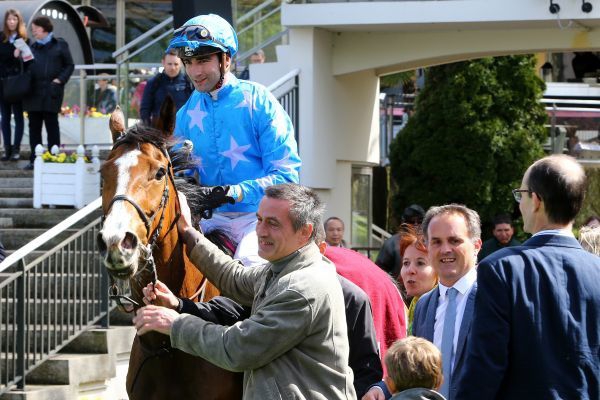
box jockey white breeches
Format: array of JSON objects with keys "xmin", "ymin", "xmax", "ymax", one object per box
[{"xmin": 200, "ymin": 212, "xmax": 266, "ymax": 267}]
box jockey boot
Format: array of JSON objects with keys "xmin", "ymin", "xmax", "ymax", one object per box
[
  {"xmin": 1, "ymin": 147, "xmax": 11, "ymax": 161},
  {"xmin": 10, "ymin": 145, "xmax": 20, "ymax": 161}
]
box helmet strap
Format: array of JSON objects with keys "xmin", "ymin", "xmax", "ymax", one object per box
[{"xmin": 213, "ymin": 52, "xmax": 228, "ymax": 91}]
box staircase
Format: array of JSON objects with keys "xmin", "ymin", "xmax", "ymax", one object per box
[{"xmin": 0, "ymin": 150, "xmax": 134, "ymax": 400}]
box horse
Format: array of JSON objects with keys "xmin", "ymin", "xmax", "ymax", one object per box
[{"xmin": 96, "ymin": 100, "xmax": 243, "ymax": 400}]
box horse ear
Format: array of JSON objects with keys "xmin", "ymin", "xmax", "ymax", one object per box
[
  {"xmin": 154, "ymin": 94, "xmax": 176, "ymax": 137},
  {"xmin": 109, "ymin": 105, "xmax": 126, "ymax": 143}
]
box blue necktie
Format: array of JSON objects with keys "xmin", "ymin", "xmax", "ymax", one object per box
[{"xmin": 440, "ymin": 287, "xmax": 458, "ymax": 398}]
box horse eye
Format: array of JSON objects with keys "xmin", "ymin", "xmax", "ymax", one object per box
[{"xmin": 155, "ymin": 167, "xmax": 166, "ymax": 180}]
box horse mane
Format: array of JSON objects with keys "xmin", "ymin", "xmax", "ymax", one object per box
[{"xmin": 115, "ymin": 123, "xmax": 194, "ymax": 169}]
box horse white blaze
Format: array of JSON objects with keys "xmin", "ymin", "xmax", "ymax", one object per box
[{"xmin": 102, "ymin": 149, "xmax": 142, "ymax": 250}]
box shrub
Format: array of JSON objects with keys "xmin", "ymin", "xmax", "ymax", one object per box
[{"xmin": 390, "ymin": 55, "xmax": 547, "ymax": 227}]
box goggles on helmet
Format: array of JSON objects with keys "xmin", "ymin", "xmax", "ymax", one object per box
[{"xmin": 172, "ymin": 24, "xmax": 228, "ymax": 58}]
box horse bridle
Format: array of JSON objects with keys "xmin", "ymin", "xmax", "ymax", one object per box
[{"xmin": 104, "ymin": 136, "xmax": 179, "ymax": 312}]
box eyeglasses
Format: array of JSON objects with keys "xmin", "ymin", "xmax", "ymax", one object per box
[{"xmin": 512, "ymin": 189, "xmax": 532, "ymax": 203}]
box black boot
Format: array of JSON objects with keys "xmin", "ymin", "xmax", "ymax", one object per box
[
  {"xmin": 10, "ymin": 145, "xmax": 20, "ymax": 161},
  {"xmin": 1, "ymin": 147, "xmax": 11, "ymax": 161}
]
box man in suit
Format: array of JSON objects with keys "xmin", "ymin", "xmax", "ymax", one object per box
[
  {"xmin": 455, "ymin": 154, "xmax": 600, "ymax": 400},
  {"xmin": 362, "ymin": 204, "xmax": 481, "ymax": 400}
]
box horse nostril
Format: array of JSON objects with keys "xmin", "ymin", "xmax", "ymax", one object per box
[
  {"xmin": 97, "ymin": 232, "xmax": 107, "ymax": 255},
  {"xmin": 121, "ymin": 232, "xmax": 138, "ymax": 250}
]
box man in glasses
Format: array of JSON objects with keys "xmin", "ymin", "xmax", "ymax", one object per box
[
  {"xmin": 167, "ymin": 14, "xmax": 300, "ymax": 267},
  {"xmin": 456, "ymin": 154, "xmax": 600, "ymax": 400}
]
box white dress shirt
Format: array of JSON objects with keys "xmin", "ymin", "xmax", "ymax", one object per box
[{"xmin": 433, "ymin": 267, "xmax": 477, "ymax": 372}]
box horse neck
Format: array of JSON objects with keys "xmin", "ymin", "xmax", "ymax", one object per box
[
  {"xmin": 151, "ymin": 178, "xmax": 187, "ymax": 294},
  {"xmin": 148, "ymin": 179, "xmax": 218, "ymax": 302}
]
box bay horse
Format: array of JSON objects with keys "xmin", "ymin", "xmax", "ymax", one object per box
[{"xmin": 96, "ymin": 101, "xmax": 243, "ymax": 400}]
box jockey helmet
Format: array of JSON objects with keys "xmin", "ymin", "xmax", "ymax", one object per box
[{"xmin": 167, "ymin": 14, "xmax": 238, "ymax": 59}]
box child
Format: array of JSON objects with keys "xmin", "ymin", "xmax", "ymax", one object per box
[{"xmin": 384, "ymin": 336, "xmax": 446, "ymax": 400}]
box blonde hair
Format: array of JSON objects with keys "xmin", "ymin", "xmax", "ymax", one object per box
[
  {"xmin": 579, "ymin": 226, "xmax": 600, "ymax": 256},
  {"xmin": 3, "ymin": 9, "xmax": 28, "ymax": 42},
  {"xmin": 385, "ymin": 336, "xmax": 443, "ymax": 392}
]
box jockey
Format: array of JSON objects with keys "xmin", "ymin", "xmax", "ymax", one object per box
[{"xmin": 167, "ymin": 14, "xmax": 301, "ymax": 267}]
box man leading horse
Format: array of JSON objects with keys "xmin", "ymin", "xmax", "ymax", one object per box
[
  {"xmin": 168, "ymin": 13, "xmax": 301, "ymax": 267},
  {"xmin": 134, "ymin": 184, "xmax": 357, "ymax": 400}
]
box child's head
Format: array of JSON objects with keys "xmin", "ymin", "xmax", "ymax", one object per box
[{"xmin": 384, "ymin": 336, "xmax": 443, "ymax": 394}]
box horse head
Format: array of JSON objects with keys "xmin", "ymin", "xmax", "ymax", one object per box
[{"xmin": 97, "ymin": 99, "xmax": 179, "ymax": 281}]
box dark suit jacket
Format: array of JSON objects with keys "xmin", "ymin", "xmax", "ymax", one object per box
[
  {"xmin": 412, "ymin": 282, "xmax": 477, "ymax": 400},
  {"xmin": 455, "ymin": 234, "xmax": 600, "ymax": 400}
]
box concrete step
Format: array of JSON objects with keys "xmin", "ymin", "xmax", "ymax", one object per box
[
  {"xmin": 0, "ymin": 229, "xmax": 79, "ymax": 251},
  {"xmin": 0, "ymin": 325, "xmax": 102, "ymax": 354},
  {"xmin": 62, "ymin": 326, "xmax": 135, "ymax": 355},
  {"xmin": 0, "ymin": 209, "xmax": 101, "ymax": 229},
  {"xmin": 0, "ymin": 324, "xmax": 133, "ymax": 356},
  {"xmin": 0, "ymin": 178, "xmax": 33, "ymax": 189},
  {"xmin": 0, "ymin": 385, "xmax": 74, "ymax": 400},
  {"xmin": 0, "ymin": 160, "xmax": 32, "ymax": 171},
  {"xmin": 0, "ymin": 188, "xmax": 33, "ymax": 198},
  {"xmin": 0, "ymin": 170, "xmax": 33, "ymax": 178},
  {"xmin": 26, "ymin": 353, "xmax": 114, "ymax": 386},
  {"xmin": 0, "ymin": 326, "xmax": 134, "ymax": 399},
  {"xmin": 0, "ymin": 198, "xmax": 33, "ymax": 208}
]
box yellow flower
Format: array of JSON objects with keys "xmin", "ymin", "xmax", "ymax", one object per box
[{"xmin": 40, "ymin": 150, "xmax": 91, "ymax": 163}]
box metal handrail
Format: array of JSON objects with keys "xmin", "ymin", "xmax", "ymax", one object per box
[
  {"xmin": 268, "ymin": 70, "xmax": 300, "ymax": 144},
  {"xmin": 237, "ymin": 29, "xmax": 289, "ymax": 64},
  {"xmin": 544, "ymin": 107, "xmax": 600, "ymax": 113},
  {"xmin": 237, "ymin": 0, "xmax": 277, "ymax": 24},
  {"xmin": 112, "ymin": 16, "xmax": 174, "ymax": 59},
  {"xmin": 238, "ymin": 5, "xmax": 282, "ymax": 36},
  {"xmin": 372, "ymin": 223, "xmax": 392, "ymax": 241},
  {"xmin": 125, "ymin": 30, "xmax": 174, "ymax": 62},
  {"xmin": 542, "ymin": 98, "xmax": 600, "ymax": 105},
  {"xmin": 0, "ymin": 198, "xmax": 102, "ymax": 273},
  {"xmin": 0, "ymin": 197, "xmax": 110, "ymax": 394},
  {"xmin": 268, "ymin": 68, "xmax": 301, "ymax": 92}
]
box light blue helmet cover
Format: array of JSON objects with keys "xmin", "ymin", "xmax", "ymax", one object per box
[{"xmin": 167, "ymin": 14, "xmax": 238, "ymax": 57}]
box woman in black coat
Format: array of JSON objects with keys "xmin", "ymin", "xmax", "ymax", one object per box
[
  {"xmin": 22, "ymin": 15, "xmax": 74, "ymax": 169},
  {"xmin": 0, "ymin": 9, "xmax": 28, "ymax": 161}
]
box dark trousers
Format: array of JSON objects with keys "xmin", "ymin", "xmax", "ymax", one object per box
[
  {"xmin": 28, "ymin": 111, "xmax": 60, "ymax": 162},
  {"xmin": 0, "ymin": 100, "xmax": 24, "ymax": 149}
]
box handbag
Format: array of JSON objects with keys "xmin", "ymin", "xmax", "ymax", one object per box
[{"xmin": 1, "ymin": 59, "xmax": 31, "ymax": 103}]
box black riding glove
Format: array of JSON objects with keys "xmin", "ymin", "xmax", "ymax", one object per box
[{"xmin": 195, "ymin": 185, "xmax": 236, "ymax": 219}]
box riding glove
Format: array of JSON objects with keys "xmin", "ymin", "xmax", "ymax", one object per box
[{"xmin": 195, "ymin": 185, "xmax": 236, "ymax": 219}]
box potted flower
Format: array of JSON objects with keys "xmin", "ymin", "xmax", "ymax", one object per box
[{"xmin": 33, "ymin": 144, "xmax": 101, "ymax": 209}]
